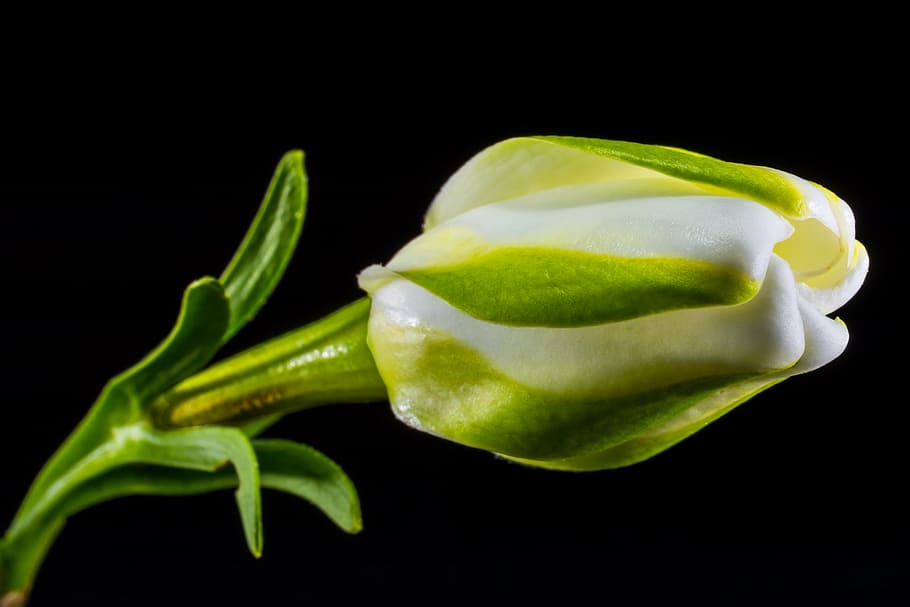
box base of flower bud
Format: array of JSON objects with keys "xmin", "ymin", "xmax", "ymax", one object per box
[{"xmin": 153, "ymin": 298, "xmax": 389, "ymax": 428}]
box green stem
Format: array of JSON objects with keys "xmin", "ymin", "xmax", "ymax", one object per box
[
  {"xmin": 1, "ymin": 427, "xmax": 139, "ymax": 600},
  {"xmin": 1, "ymin": 519, "xmax": 64, "ymax": 605},
  {"xmin": 154, "ymin": 297, "xmax": 387, "ymax": 428},
  {"xmin": 1, "ymin": 388, "xmax": 133, "ymax": 600}
]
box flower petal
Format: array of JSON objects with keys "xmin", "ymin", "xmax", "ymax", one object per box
[
  {"xmin": 363, "ymin": 196, "xmax": 793, "ymax": 327},
  {"xmin": 514, "ymin": 287, "xmax": 850, "ymax": 470},
  {"xmin": 425, "ymin": 137, "xmax": 812, "ymax": 228},
  {"xmin": 366, "ymin": 255, "xmax": 807, "ymax": 462}
]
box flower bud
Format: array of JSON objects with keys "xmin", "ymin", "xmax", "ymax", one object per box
[{"xmin": 358, "ymin": 137, "xmax": 868, "ymax": 470}]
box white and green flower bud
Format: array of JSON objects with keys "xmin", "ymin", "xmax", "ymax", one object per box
[{"xmin": 358, "ymin": 136, "xmax": 868, "ymax": 470}]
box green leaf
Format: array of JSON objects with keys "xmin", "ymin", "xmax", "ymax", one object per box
[
  {"xmin": 123, "ymin": 425, "xmax": 263, "ymax": 557},
  {"xmin": 38, "ymin": 439, "xmax": 360, "ymax": 541},
  {"xmin": 254, "ymin": 439, "xmax": 362, "ymax": 534},
  {"xmin": 220, "ymin": 150, "xmax": 307, "ymax": 342},
  {"xmin": 2, "ymin": 460, "xmax": 239, "ymax": 597},
  {"xmin": 11, "ymin": 278, "xmax": 230, "ymax": 525},
  {"xmin": 16, "ymin": 151, "xmax": 304, "ymax": 525},
  {"xmin": 399, "ymin": 246, "xmax": 758, "ymax": 327},
  {"xmin": 4, "ymin": 438, "xmax": 360, "ymax": 593},
  {"xmin": 120, "ymin": 277, "xmax": 231, "ymax": 406},
  {"xmin": 3, "ymin": 151, "xmax": 311, "ymax": 593},
  {"xmin": 41, "ymin": 465, "xmax": 237, "ymax": 521}
]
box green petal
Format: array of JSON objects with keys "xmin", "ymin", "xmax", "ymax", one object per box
[
  {"xmin": 510, "ymin": 377, "xmax": 785, "ymax": 470},
  {"xmin": 376, "ymin": 325, "xmax": 759, "ymax": 460},
  {"xmin": 426, "ymin": 137, "xmax": 810, "ymax": 228},
  {"xmin": 536, "ymin": 136, "xmax": 806, "ymax": 217},
  {"xmin": 398, "ymin": 246, "xmax": 758, "ymax": 327},
  {"xmin": 505, "ymin": 296, "xmax": 850, "ymax": 470}
]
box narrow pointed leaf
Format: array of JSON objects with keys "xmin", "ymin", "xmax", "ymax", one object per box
[
  {"xmin": 253, "ymin": 439, "xmax": 362, "ymax": 533},
  {"xmin": 119, "ymin": 277, "xmax": 230, "ymax": 405},
  {"xmin": 41, "ymin": 439, "xmax": 361, "ymax": 538},
  {"xmin": 36, "ymin": 440, "xmax": 361, "ymax": 552},
  {"xmin": 220, "ymin": 150, "xmax": 307, "ymax": 342},
  {"xmin": 40, "ymin": 466, "xmax": 237, "ymax": 521},
  {"xmin": 122, "ymin": 426, "xmax": 263, "ymax": 557},
  {"xmin": 12, "ymin": 278, "xmax": 229, "ymax": 524},
  {"xmin": 2, "ymin": 465, "xmax": 237, "ymax": 596}
]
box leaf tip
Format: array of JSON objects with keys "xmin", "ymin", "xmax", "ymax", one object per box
[
  {"xmin": 243, "ymin": 519, "xmax": 264, "ymax": 559},
  {"xmin": 280, "ymin": 149, "xmax": 306, "ymax": 173},
  {"xmin": 347, "ymin": 509, "xmax": 364, "ymax": 535}
]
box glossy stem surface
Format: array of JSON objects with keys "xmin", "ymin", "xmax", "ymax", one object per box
[{"xmin": 155, "ymin": 298, "xmax": 387, "ymax": 428}]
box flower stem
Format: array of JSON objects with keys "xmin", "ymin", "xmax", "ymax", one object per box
[
  {"xmin": 153, "ymin": 297, "xmax": 387, "ymax": 428},
  {"xmin": 1, "ymin": 518, "xmax": 64, "ymax": 605}
]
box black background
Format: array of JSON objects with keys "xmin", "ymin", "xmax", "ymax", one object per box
[{"xmin": 1, "ymin": 33, "xmax": 906, "ymax": 606}]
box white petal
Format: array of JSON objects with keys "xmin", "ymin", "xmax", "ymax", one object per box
[
  {"xmin": 770, "ymin": 175, "xmax": 865, "ymax": 311},
  {"xmin": 766, "ymin": 168, "xmax": 840, "ymax": 230},
  {"xmin": 425, "ymin": 138, "xmax": 697, "ymax": 229},
  {"xmin": 358, "ymin": 263, "xmax": 397, "ymax": 295},
  {"xmin": 797, "ymin": 240, "xmax": 870, "ymax": 315},
  {"xmin": 641, "ymin": 286, "xmax": 849, "ymax": 438},
  {"xmin": 390, "ymin": 194, "xmax": 793, "ymax": 286}
]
